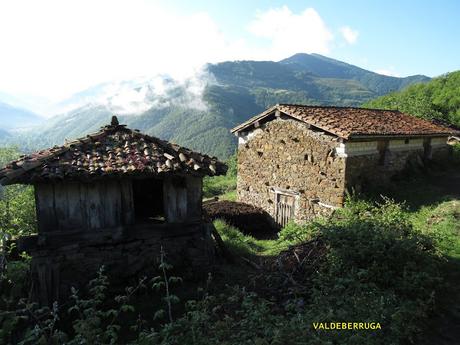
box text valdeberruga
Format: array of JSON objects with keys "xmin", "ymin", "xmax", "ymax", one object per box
[{"xmin": 312, "ymin": 322, "xmax": 382, "ymax": 330}]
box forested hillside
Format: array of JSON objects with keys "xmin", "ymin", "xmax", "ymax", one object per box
[
  {"xmin": 1, "ymin": 54, "xmax": 430, "ymax": 158},
  {"xmin": 364, "ymin": 71, "xmax": 460, "ymax": 127}
]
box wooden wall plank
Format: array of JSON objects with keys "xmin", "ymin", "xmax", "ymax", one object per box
[
  {"xmin": 103, "ymin": 180, "xmax": 122, "ymax": 227},
  {"xmin": 65, "ymin": 182, "xmax": 84, "ymax": 231},
  {"xmin": 176, "ymin": 181, "xmax": 187, "ymax": 222},
  {"xmin": 164, "ymin": 177, "xmax": 188, "ymax": 223},
  {"xmin": 35, "ymin": 183, "xmax": 58, "ymax": 232},
  {"xmin": 86, "ymin": 182, "xmax": 102, "ymax": 229},
  {"xmin": 120, "ymin": 180, "xmax": 135, "ymax": 225},
  {"xmin": 186, "ymin": 176, "xmax": 202, "ymax": 221},
  {"xmin": 54, "ymin": 183, "xmax": 69, "ymax": 231},
  {"xmin": 163, "ymin": 177, "xmax": 176, "ymax": 222}
]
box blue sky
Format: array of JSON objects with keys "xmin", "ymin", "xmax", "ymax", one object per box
[
  {"xmin": 162, "ymin": 0, "xmax": 460, "ymax": 77},
  {"xmin": 0, "ymin": 0, "xmax": 458, "ymax": 102}
]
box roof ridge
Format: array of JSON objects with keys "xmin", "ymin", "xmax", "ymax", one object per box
[
  {"xmin": 231, "ymin": 104, "xmax": 458, "ymax": 138},
  {"xmin": 277, "ymin": 103, "xmax": 402, "ymax": 113},
  {"xmin": 0, "ymin": 116, "xmax": 226, "ymax": 185}
]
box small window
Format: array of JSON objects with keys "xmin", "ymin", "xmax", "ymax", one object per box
[{"xmin": 132, "ymin": 178, "xmax": 165, "ymax": 223}]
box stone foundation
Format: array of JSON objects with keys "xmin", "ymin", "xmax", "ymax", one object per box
[{"xmin": 345, "ymin": 144, "xmax": 453, "ymax": 192}]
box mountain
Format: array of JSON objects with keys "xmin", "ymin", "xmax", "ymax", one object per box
[
  {"xmin": 280, "ymin": 53, "xmax": 430, "ymax": 95},
  {"xmin": 0, "ymin": 101, "xmax": 43, "ymax": 130},
  {"xmin": 1, "ymin": 54, "xmax": 430, "ymax": 158},
  {"xmin": 363, "ymin": 71, "xmax": 460, "ymax": 127}
]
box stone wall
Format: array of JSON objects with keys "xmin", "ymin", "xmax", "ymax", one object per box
[
  {"xmin": 20, "ymin": 222, "xmax": 214, "ymax": 306},
  {"xmin": 237, "ymin": 118, "xmax": 346, "ymax": 223},
  {"xmin": 237, "ymin": 118, "xmax": 452, "ymax": 222},
  {"xmin": 344, "ymin": 137, "xmax": 452, "ymax": 192}
]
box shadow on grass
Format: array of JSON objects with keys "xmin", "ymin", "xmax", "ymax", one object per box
[
  {"xmin": 364, "ymin": 167, "xmax": 460, "ymax": 211},
  {"xmin": 421, "ymin": 257, "xmax": 460, "ymax": 345}
]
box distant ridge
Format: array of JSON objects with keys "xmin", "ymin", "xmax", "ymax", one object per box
[
  {"xmin": 1, "ymin": 53, "xmax": 431, "ymax": 158},
  {"xmin": 0, "ymin": 101, "xmax": 43, "ymax": 130}
]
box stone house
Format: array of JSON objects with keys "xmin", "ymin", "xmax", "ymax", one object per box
[
  {"xmin": 0, "ymin": 116, "xmax": 226, "ymax": 304},
  {"xmin": 231, "ymin": 104, "xmax": 458, "ymax": 227}
]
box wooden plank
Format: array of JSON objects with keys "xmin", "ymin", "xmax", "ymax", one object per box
[
  {"xmin": 103, "ymin": 180, "xmax": 122, "ymax": 228},
  {"xmin": 53, "ymin": 183, "xmax": 68, "ymax": 231},
  {"xmin": 79, "ymin": 183, "xmax": 90, "ymax": 231},
  {"xmin": 176, "ymin": 183, "xmax": 187, "ymax": 221},
  {"xmin": 186, "ymin": 176, "xmax": 202, "ymax": 221},
  {"xmin": 65, "ymin": 182, "xmax": 84, "ymax": 231},
  {"xmin": 163, "ymin": 177, "xmax": 177, "ymax": 222},
  {"xmin": 35, "ymin": 183, "xmax": 58, "ymax": 232},
  {"xmin": 164, "ymin": 177, "xmax": 188, "ymax": 223},
  {"xmin": 86, "ymin": 182, "xmax": 102, "ymax": 229},
  {"xmin": 120, "ymin": 180, "xmax": 135, "ymax": 225}
]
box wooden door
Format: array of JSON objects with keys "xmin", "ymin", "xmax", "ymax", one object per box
[{"xmin": 275, "ymin": 193, "xmax": 295, "ymax": 228}]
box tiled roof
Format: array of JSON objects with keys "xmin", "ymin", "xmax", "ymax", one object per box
[
  {"xmin": 231, "ymin": 104, "xmax": 458, "ymax": 139},
  {"xmin": 0, "ymin": 117, "xmax": 227, "ymax": 185}
]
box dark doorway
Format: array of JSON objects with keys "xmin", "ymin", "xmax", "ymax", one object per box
[{"xmin": 132, "ymin": 178, "xmax": 165, "ymax": 222}]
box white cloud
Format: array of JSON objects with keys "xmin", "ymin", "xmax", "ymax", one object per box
[
  {"xmin": 0, "ymin": 2, "xmax": 336, "ymax": 111},
  {"xmin": 248, "ymin": 6, "xmax": 333, "ymax": 60},
  {"xmin": 374, "ymin": 68, "xmax": 401, "ymax": 77},
  {"xmin": 0, "ymin": 0, "xmax": 246, "ymax": 102},
  {"xmin": 340, "ymin": 26, "xmax": 359, "ymax": 44}
]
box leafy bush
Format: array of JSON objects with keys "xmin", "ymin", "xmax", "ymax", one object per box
[
  {"xmin": 278, "ymin": 221, "xmax": 319, "ymax": 244},
  {"xmin": 0, "ymin": 197, "xmax": 451, "ymax": 344},
  {"xmin": 210, "ymin": 198, "xmax": 445, "ymax": 344},
  {"xmin": 364, "ymin": 71, "xmax": 460, "ymax": 126},
  {"xmin": 0, "ymin": 147, "xmax": 37, "ymax": 240}
]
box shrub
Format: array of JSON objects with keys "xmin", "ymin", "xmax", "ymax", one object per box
[
  {"xmin": 305, "ymin": 198, "xmax": 443, "ymax": 343},
  {"xmin": 278, "ymin": 221, "xmax": 318, "ymax": 244}
]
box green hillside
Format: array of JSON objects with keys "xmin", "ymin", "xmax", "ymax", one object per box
[
  {"xmin": 363, "ymin": 71, "xmax": 460, "ymax": 127},
  {"xmin": 1, "ymin": 54, "xmax": 431, "ymax": 159}
]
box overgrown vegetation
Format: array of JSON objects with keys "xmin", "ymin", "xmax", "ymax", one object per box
[
  {"xmin": 1, "ymin": 195, "xmax": 458, "ymax": 344},
  {"xmin": 1, "ymin": 145, "xmax": 459, "ymax": 344},
  {"xmin": 0, "ymin": 148, "xmax": 37, "ymax": 241}
]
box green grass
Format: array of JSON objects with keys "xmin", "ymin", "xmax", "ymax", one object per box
[
  {"xmin": 203, "ymin": 153, "xmax": 237, "ymax": 200},
  {"xmin": 213, "ymin": 219, "xmax": 288, "ymax": 257},
  {"xmin": 219, "ymin": 189, "xmax": 237, "ymax": 201},
  {"xmin": 411, "ymin": 200, "xmax": 460, "ymax": 257}
]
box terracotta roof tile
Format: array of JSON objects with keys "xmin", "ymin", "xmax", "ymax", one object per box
[
  {"xmin": 0, "ymin": 117, "xmax": 227, "ymax": 185},
  {"xmin": 231, "ymin": 104, "xmax": 458, "ymax": 139}
]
